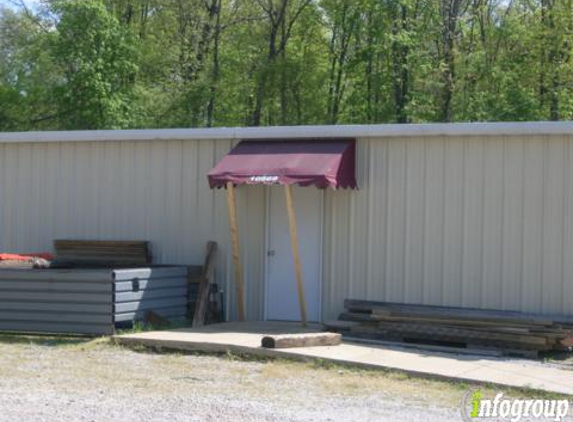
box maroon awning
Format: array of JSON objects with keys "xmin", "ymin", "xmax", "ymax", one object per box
[{"xmin": 208, "ymin": 138, "xmax": 357, "ymax": 189}]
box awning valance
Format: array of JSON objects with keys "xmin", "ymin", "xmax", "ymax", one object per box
[{"xmin": 208, "ymin": 138, "xmax": 357, "ymax": 189}]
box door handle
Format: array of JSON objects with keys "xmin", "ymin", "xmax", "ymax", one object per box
[{"xmin": 267, "ymin": 250, "xmax": 276, "ymax": 257}]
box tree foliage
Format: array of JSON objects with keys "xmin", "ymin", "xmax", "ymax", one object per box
[
  {"xmin": 51, "ymin": 0, "xmax": 138, "ymax": 129},
  {"xmin": 0, "ymin": 0, "xmax": 572, "ymax": 130}
]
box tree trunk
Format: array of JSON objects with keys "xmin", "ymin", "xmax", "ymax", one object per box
[
  {"xmin": 439, "ymin": 0, "xmax": 463, "ymax": 122},
  {"xmin": 540, "ymin": 0, "xmax": 559, "ymax": 120},
  {"xmin": 207, "ymin": 0, "xmax": 222, "ymax": 127},
  {"xmin": 392, "ymin": 4, "xmax": 410, "ymax": 123},
  {"xmin": 326, "ymin": 4, "xmax": 355, "ymax": 124},
  {"xmin": 365, "ymin": 10, "xmax": 374, "ymax": 123},
  {"xmin": 251, "ymin": 19, "xmax": 279, "ymax": 126},
  {"xmin": 280, "ymin": 12, "xmax": 288, "ymax": 125},
  {"xmin": 251, "ymin": 0, "xmax": 311, "ymax": 126}
]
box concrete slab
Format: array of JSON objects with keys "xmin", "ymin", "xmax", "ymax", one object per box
[{"xmin": 114, "ymin": 321, "xmax": 573, "ymax": 395}]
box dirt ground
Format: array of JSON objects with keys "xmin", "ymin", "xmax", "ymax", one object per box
[{"xmin": 0, "ymin": 335, "xmax": 566, "ymax": 422}]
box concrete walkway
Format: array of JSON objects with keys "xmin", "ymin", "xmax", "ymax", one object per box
[{"xmin": 114, "ymin": 321, "xmax": 573, "ymax": 395}]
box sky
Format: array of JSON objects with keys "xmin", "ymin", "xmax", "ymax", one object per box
[{"xmin": 0, "ymin": 0, "xmax": 41, "ymax": 11}]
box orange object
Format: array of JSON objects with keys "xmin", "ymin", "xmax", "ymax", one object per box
[{"xmin": 0, "ymin": 253, "xmax": 53, "ymax": 261}]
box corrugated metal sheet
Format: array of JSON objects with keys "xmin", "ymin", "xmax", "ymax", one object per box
[
  {"xmin": 0, "ymin": 266, "xmax": 189, "ymax": 334},
  {"xmin": 322, "ymin": 135, "xmax": 573, "ymax": 320},
  {"xmin": 0, "ymin": 134, "xmax": 572, "ymax": 323},
  {"xmin": 113, "ymin": 267, "xmax": 188, "ymax": 323},
  {"xmin": 0, "ymin": 139, "xmax": 264, "ymax": 321},
  {"xmin": 0, "ymin": 268, "xmax": 114, "ymax": 335}
]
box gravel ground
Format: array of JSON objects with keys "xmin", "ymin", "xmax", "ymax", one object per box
[{"xmin": 0, "ymin": 335, "xmax": 546, "ymax": 422}]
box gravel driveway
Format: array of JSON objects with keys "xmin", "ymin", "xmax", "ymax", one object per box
[{"xmin": 0, "ymin": 336, "xmax": 482, "ymax": 422}]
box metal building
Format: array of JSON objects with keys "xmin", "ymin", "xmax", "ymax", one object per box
[{"xmin": 0, "ymin": 122, "xmax": 572, "ymax": 321}]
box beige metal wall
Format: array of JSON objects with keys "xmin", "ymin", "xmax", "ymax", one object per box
[
  {"xmin": 0, "ymin": 139, "xmax": 267, "ymax": 320},
  {"xmin": 1, "ymin": 134, "xmax": 572, "ymax": 321},
  {"xmin": 323, "ymin": 135, "xmax": 573, "ymax": 319}
]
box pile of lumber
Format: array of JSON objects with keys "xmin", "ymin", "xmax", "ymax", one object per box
[
  {"xmin": 325, "ymin": 299, "xmax": 573, "ymax": 357},
  {"xmin": 53, "ymin": 240, "xmax": 151, "ymax": 267}
]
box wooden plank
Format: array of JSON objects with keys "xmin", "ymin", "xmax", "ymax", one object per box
[
  {"xmin": 467, "ymin": 345, "xmax": 540, "ymax": 359},
  {"xmin": 336, "ymin": 299, "xmax": 572, "ymax": 353},
  {"xmin": 371, "ymin": 322, "xmax": 549, "ymax": 346},
  {"xmin": 350, "ymin": 325, "xmax": 550, "ymax": 350},
  {"xmin": 227, "ymin": 182, "xmax": 246, "ymax": 321},
  {"xmin": 261, "ymin": 332, "xmax": 341, "ymax": 349},
  {"xmin": 54, "ymin": 257, "xmax": 149, "ymax": 267},
  {"xmin": 343, "ymin": 336, "xmax": 504, "ymax": 357},
  {"xmin": 53, "ymin": 239, "xmax": 151, "ymax": 267},
  {"xmin": 339, "ymin": 312, "xmax": 569, "ymax": 336},
  {"xmin": 55, "ymin": 240, "xmax": 149, "ymax": 248},
  {"xmin": 344, "ymin": 299, "xmax": 573, "ymax": 326},
  {"xmin": 323, "ymin": 320, "xmax": 358, "ymax": 331},
  {"xmin": 284, "ymin": 185, "xmax": 307, "ymax": 326},
  {"xmin": 192, "ymin": 241, "xmax": 218, "ymax": 327},
  {"xmin": 351, "ymin": 329, "xmax": 550, "ymax": 351}
]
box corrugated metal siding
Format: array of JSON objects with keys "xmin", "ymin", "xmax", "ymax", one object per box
[
  {"xmin": 113, "ymin": 267, "xmax": 189, "ymax": 323},
  {"xmin": 0, "ymin": 139, "xmax": 266, "ymax": 321},
  {"xmin": 323, "ymin": 135, "xmax": 573, "ymax": 320},
  {"xmin": 0, "ymin": 268, "xmax": 114, "ymax": 335},
  {"xmin": 0, "ymin": 266, "xmax": 189, "ymax": 334},
  {"xmin": 1, "ymin": 134, "xmax": 572, "ymax": 323}
]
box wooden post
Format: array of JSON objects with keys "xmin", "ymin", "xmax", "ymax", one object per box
[
  {"xmin": 226, "ymin": 182, "xmax": 246, "ymax": 321},
  {"xmin": 284, "ymin": 185, "xmax": 307, "ymax": 326},
  {"xmin": 192, "ymin": 241, "xmax": 218, "ymax": 327}
]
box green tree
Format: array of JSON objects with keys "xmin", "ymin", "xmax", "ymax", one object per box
[
  {"xmin": 51, "ymin": 0, "xmax": 139, "ymax": 129},
  {"xmin": 2, "ymin": 0, "xmax": 573, "ymax": 131},
  {"xmin": 0, "ymin": 6, "xmax": 57, "ymax": 130}
]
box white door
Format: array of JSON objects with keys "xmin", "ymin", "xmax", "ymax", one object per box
[{"xmin": 265, "ymin": 186, "xmax": 323, "ymax": 322}]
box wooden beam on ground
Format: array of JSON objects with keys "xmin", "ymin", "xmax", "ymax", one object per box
[
  {"xmin": 192, "ymin": 241, "xmax": 218, "ymax": 327},
  {"xmin": 284, "ymin": 184, "xmax": 307, "ymax": 326},
  {"xmin": 261, "ymin": 332, "xmax": 341, "ymax": 349},
  {"xmin": 226, "ymin": 182, "xmax": 246, "ymax": 321},
  {"xmin": 323, "ymin": 320, "xmax": 359, "ymax": 332}
]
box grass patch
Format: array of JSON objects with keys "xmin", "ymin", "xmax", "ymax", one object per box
[
  {"xmin": 0, "ymin": 333, "xmax": 93, "ymax": 348},
  {"xmin": 114, "ymin": 319, "xmax": 190, "ymax": 336},
  {"xmin": 117, "ymin": 339, "xmax": 571, "ymax": 402},
  {"xmin": 1, "ymin": 334, "xmax": 569, "ymax": 412}
]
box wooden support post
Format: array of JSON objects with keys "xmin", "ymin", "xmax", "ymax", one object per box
[
  {"xmin": 192, "ymin": 241, "xmax": 218, "ymax": 327},
  {"xmin": 226, "ymin": 182, "xmax": 246, "ymax": 321},
  {"xmin": 284, "ymin": 185, "xmax": 308, "ymax": 326}
]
